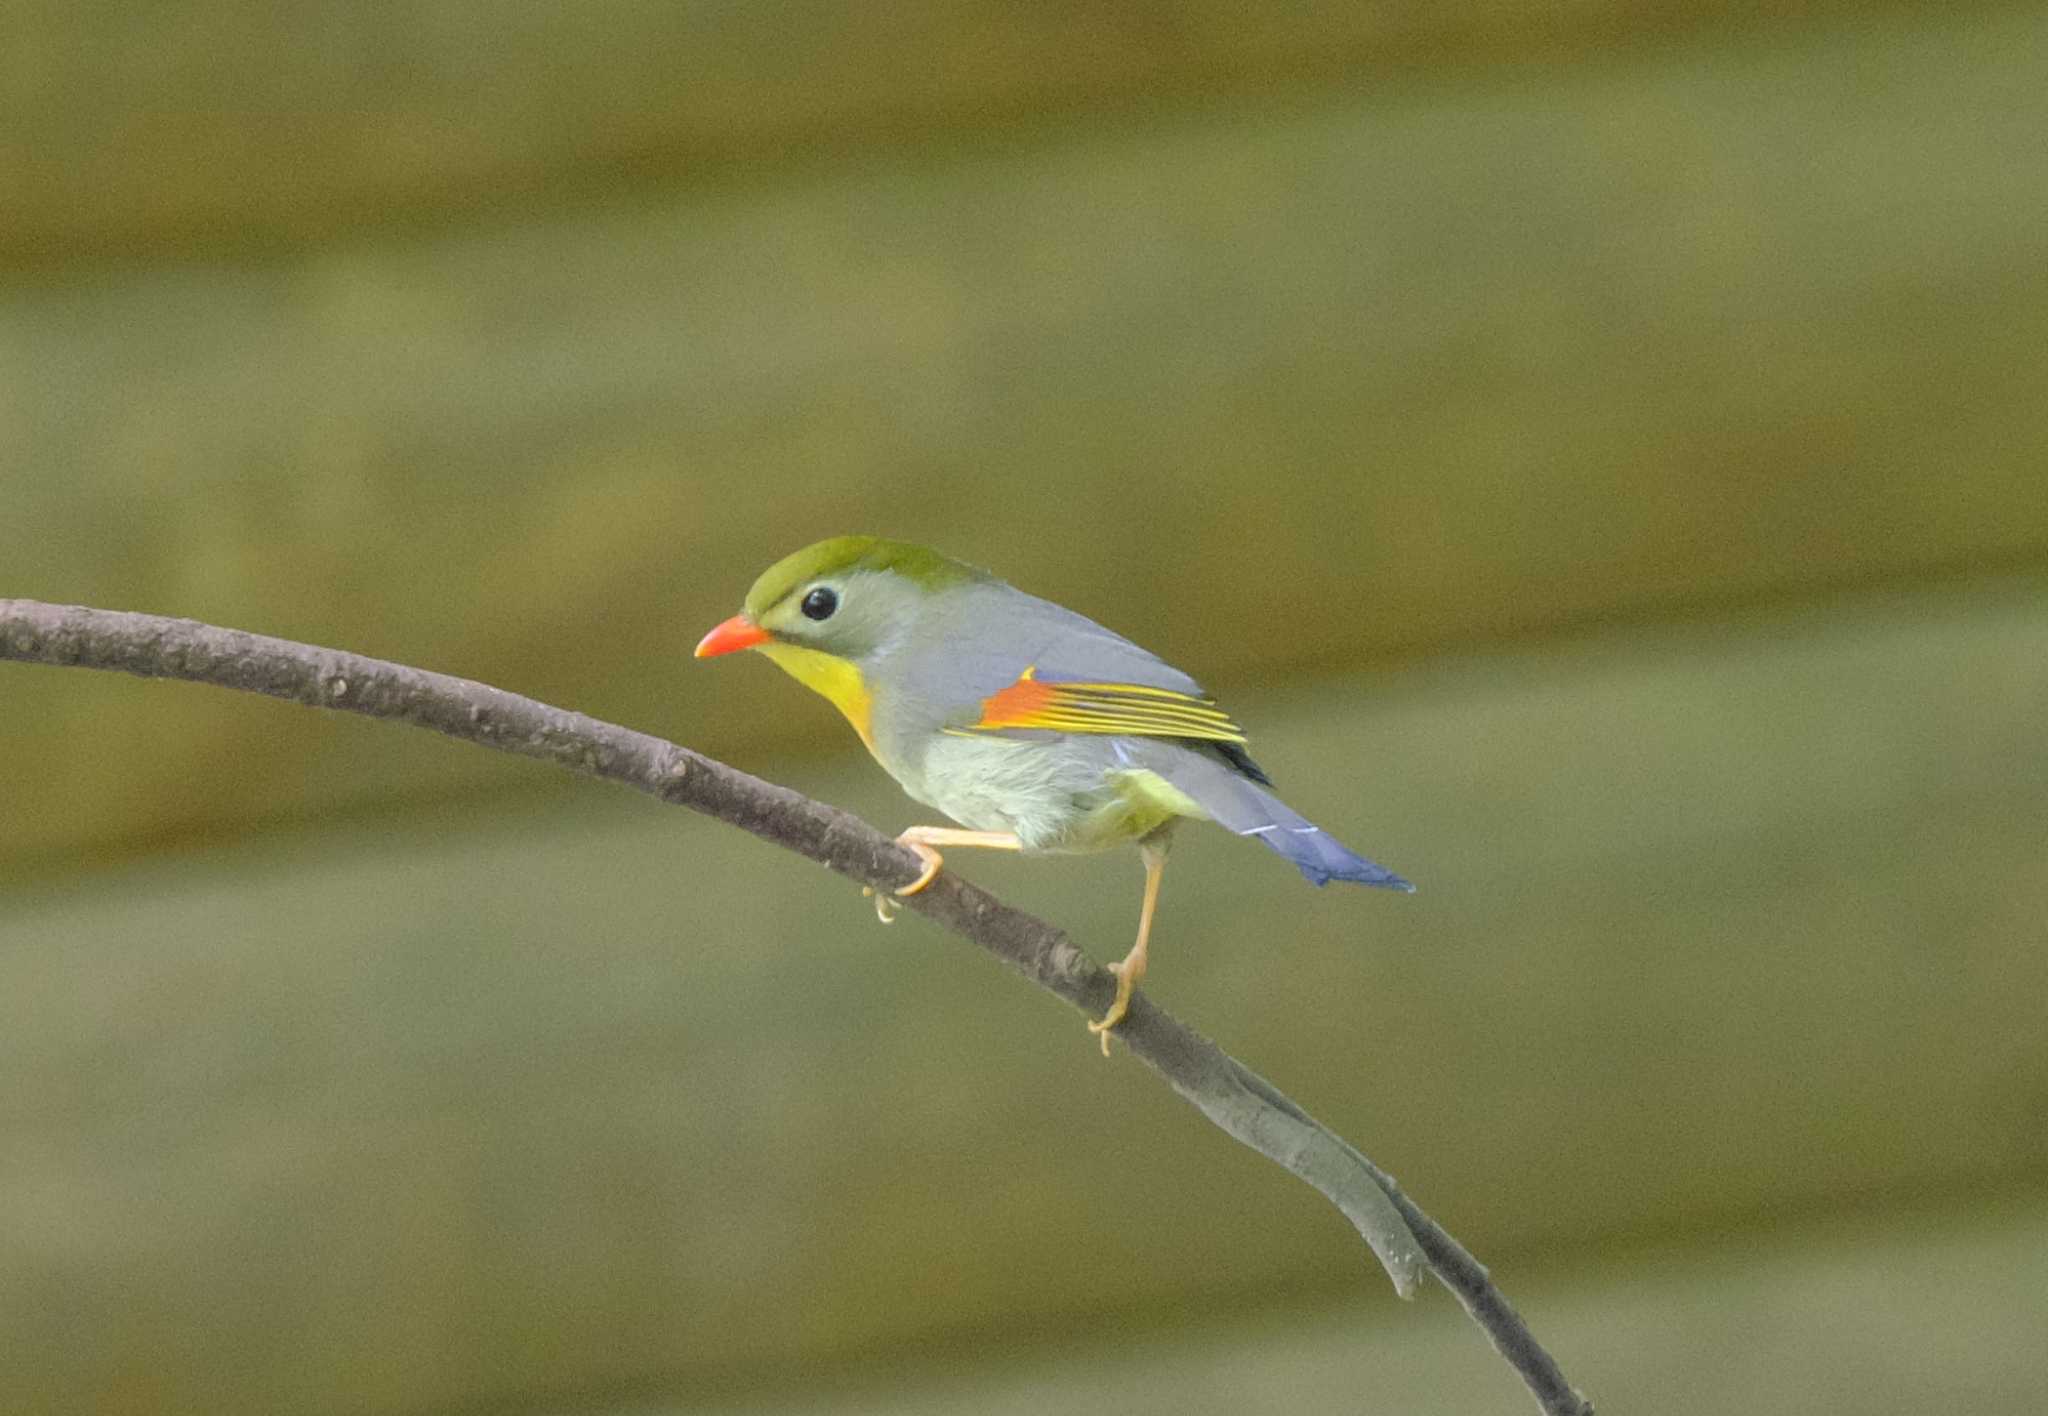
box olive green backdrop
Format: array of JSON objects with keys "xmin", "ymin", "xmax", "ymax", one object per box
[{"xmin": 4, "ymin": 3, "xmax": 2046, "ymax": 1414}]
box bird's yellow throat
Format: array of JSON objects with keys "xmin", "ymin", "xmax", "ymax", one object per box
[{"xmin": 756, "ymin": 642, "xmax": 876, "ymax": 752}]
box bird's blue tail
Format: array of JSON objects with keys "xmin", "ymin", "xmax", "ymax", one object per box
[
  {"xmin": 1247, "ymin": 811, "xmax": 1414, "ymax": 889},
  {"xmin": 1147, "ymin": 744, "xmax": 1414, "ymax": 891}
]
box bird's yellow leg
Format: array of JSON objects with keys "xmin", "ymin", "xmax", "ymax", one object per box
[
  {"xmin": 865, "ymin": 828, "xmax": 1022, "ymax": 922},
  {"xmin": 1088, "ymin": 842, "xmax": 1167, "ymax": 1055}
]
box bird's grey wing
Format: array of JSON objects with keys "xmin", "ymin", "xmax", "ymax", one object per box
[
  {"xmin": 896, "ymin": 581, "xmax": 1199, "ymax": 690},
  {"xmin": 884, "ymin": 583, "xmax": 1287, "ymax": 794},
  {"xmin": 998, "ymin": 589, "xmax": 1210, "ymax": 696},
  {"xmin": 879, "ymin": 584, "xmax": 1199, "ymax": 723}
]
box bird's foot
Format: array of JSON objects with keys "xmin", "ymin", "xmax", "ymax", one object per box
[
  {"xmin": 862, "ymin": 835, "xmax": 945, "ymax": 923},
  {"xmin": 1086, "ymin": 960, "xmax": 1138, "ymax": 1057}
]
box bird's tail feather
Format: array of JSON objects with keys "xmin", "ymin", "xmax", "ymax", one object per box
[{"xmin": 1148, "ymin": 746, "xmax": 1414, "ymax": 891}]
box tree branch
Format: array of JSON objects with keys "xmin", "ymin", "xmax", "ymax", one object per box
[{"xmin": 0, "ymin": 598, "xmax": 1591, "ymax": 1416}]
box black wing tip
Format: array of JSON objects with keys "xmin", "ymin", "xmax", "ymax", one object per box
[{"xmin": 1210, "ymin": 739, "xmax": 1274, "ymax": 786}]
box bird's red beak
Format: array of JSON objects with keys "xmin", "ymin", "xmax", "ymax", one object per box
[{"xmin": 694, "ymin": 614, "xmax": 770, "ymax": 658}]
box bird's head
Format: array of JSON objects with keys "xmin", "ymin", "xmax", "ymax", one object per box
[
  {"xmin": 694, "ymin": 537, "xmax": 990, "ymax": 745},
  {"xmin": 696, "ymin": 536, "xmax": 986, "ymax": 664}
]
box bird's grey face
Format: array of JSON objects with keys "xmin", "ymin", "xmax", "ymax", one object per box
[{"xmin": 753, "ymin": 568, "xmax": 928, "ymax": 664}]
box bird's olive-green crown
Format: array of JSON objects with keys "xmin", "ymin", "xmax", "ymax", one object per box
[{"xmin": 742, "ymin": 536, "xmax": 991, "ymax": 619}]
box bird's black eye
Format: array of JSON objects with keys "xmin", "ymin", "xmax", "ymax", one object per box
[{"xmin": 800, "ymin": 586, "xmax": 838, "ymax": 621}]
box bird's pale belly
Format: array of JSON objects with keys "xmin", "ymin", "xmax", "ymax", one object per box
[{"xmin": 899, "ymin": 733, "xmax": 1208, "ymax": 852}]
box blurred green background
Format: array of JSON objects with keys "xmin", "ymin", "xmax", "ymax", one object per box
[{"xmin": 5, "ymin": 3, "xmax": 2047, "ymax": 1413}]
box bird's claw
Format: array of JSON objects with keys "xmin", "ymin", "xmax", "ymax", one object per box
[
  {"xmin": 862, "ymin": 885, "xmax": 902, "ymax": 924},
  {"xmin": 893, "ymin": 838, "xmax": 944, "ymax": 897},
  {"xmin": 862, "ymin": 837, "xmax": 944, "ymax": 923},
  {"xmin": 1087, "ymin": 961, "xmax": 1135, "ymax": 1056}
]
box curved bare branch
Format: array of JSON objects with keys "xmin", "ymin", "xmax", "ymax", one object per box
[{"xmin": 0, "ymin": 598, "xmax": 1591, "ymax": 1415}]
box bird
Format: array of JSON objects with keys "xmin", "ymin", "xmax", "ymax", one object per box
[{"xmin": 695, "ymin": 536, "xmax": 1412, "ymax": 1052}]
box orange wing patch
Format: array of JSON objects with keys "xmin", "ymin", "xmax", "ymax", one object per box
[
  {"xmin": 974, "ymin": 665, "xmax": 1062, "ymax": 727},
  {"xmin": 966, "ymin": 666, "xmax": 1247, "ymax": 743}
]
